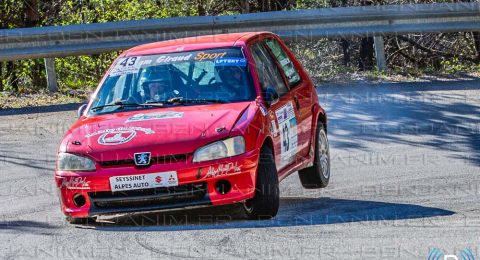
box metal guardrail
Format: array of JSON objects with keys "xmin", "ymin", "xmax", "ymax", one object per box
[
  {"xmin": 0, "ymin": 2, "xmax": 479, "ymax": 90},
  {"xmin": 1, "ymin": 2, "xmax": 479, "ymax": 61}
]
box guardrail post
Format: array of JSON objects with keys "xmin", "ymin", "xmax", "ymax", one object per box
[
  {"xmin": 44, "ymin": 58, "xmax": 58, "ymax": 92},
  {"xmin": 373, "ymin": 36, "xmax": 386, "ymax": 71}
]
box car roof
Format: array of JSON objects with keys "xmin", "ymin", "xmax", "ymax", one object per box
[{"xmin": 123, "ymin": 31, "xmax": 271, "ymax": 56}]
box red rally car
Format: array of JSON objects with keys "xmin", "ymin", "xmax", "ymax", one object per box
[{"xmin": 55, "ymin": 32, "xmax": 330, "ymax": 224}]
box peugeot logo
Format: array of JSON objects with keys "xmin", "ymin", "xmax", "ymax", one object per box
[{"xmin": 134, "ymin": 152, "xmax": 151, "ymax": 166}]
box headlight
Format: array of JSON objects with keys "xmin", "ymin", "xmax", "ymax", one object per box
[
  {"xmin": 193, "ymin": 136, "xmax": 245, "ymax": 163},
  {"xmin": 57, "ymin": 153, "xmax": 96, "ymax": 171}
]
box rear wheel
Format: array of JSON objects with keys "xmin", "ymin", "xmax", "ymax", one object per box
[
  {"xmin": 243, "ymin": 146, "xmax": 279, "ymax": 219},
  {"xmin": 298, "ymin": 122, "xmax": 330, "ymax": 189},
  {"xmin": 66, "ymin": 216, "xmax": 96, "ymax": 225}
]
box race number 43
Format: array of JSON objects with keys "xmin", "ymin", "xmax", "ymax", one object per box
[
  {"xmin": 119, "ymin": 57, "xmax": 138, "ymax": 67},
  {"xmin": 110, "ymin": 56, "xmax": 142, "ymax": 76}
]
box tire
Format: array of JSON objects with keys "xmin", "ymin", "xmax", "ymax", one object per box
[
  {"xmin": 298, "ymin": 122, "xmax": 330, "ymax": 189},
  {"xmin": 243, "ymin": 146, "xmax": 279, "ymax": 220},
  {"xmin": 66, "ymin": 216, "xmax": 96, "ymax": 225}
]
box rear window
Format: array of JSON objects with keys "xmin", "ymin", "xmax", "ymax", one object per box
[{"xmin": 265, "ymin": 39, "xmax": 301, "ymax": 87}]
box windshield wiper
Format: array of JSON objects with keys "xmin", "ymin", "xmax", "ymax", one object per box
[
  {"xmin": 143, "ymin": 100, "xmax": 165, "ymax": 106},
  {"xmin": 165, "ymin": 97, "xmax": 226, "ymax": 105},
  {"xmin": 91, "ymin": 100, "xmax": 163, "ymax": 111}
]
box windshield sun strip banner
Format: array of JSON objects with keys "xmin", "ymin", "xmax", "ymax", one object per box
[{"xmin": 109, "ymin": 48, "xmax": 245, "ymax": 77}]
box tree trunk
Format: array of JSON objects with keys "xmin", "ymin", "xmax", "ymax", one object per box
[
  {"xmin": 197, "ymin": 0, "xmax": 206, "ymax": 16},
  {"xmin": 0, "ymin": 63, "xmax": 3, "ymax": 92},
  {"xmin": 240, "ymin": 0, "xmax": 250, "ymax": 14},
  {"xmin": 6, "ymin": 62, "xmax": 17, "ymax": 92},
  {"xmin": 473, "ymin": 32, "xmax": 480, "ymax": 63},
  {"xmin": 358, "ymin": 0, "xmax": 375, "ymax": 70},
  {"xmin": 459, "ymin": 0, "xmax": 480, "ymax": 63},
  {"xmin": 341, "ymin": 39, "xmax": 351, "ymax": 66},
  {"xmin": 255, "ymin": 0, "xmax": 295, "ymax": 12},
  {"xmin": 337, "ymin": 0, "xmax": 350, "ymax": 66},
  {"xmin": 23, "ymin": 0, "xmax": 39, "ymax": 27},
  {"xmin": 23, "ymin": 0, "xmax": 46, "ymax": 91},
  {"xmin": 0, "ymin": 24, "xmax": 4, "ymax": 91},
  {"xmin": 359, "ymin": 37, "xmax": 375, "ymax": 70}
]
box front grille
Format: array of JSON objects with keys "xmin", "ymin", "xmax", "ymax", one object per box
[
  {"xmin": 99, "ymin": 154, "xmax": 189, "ymax": 168},
  {"xmin": 89, "ymin": 183, "xmax": 207, "ymax": 209}
]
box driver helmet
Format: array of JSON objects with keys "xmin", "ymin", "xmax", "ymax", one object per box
[
  {"xmin": 141, "ymin": 66, "xmax": 172, "ymax": 101},
  {"xmin": 216, "ymin": 66, "xmax": 244, "ymax": 88}
]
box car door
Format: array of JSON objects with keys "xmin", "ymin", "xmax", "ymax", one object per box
[
  {"xmin": 264, "ymin": 37, "xmax": 313, "ymax": 159},
  {"xmin": 249, "ymin": 41, "xmax": 298, "ymax": 171}
]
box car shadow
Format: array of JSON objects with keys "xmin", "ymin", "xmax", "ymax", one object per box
[
  {"xmin": 0, "ymin": 154, "xmax": 55, "ymax": 171},
  {"xmin": 90, "ymin": 197, "xmax": 454, "ymax": 232},
  {"xmin": 0, "ymin": 220, "xmax": 60, "ymax": 234},
  {"xmin": 0, "ymin": 103, "xmax": 83, "ymax": 116}
]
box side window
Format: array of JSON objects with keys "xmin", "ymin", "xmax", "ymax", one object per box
[
  {"xmin": 265, "ymin": 38, "xmax": 301, "ymax": 87},
  {"xmin": 250, "ymin": 43, "xmax": 289, "ymax": 96}
]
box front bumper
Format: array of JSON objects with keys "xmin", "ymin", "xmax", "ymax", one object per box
[{"xmin": 55, "ymin": 149, "xmax": 259, "ymax": 218}]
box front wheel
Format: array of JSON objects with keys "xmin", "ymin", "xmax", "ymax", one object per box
[
  {"xmin": 243, "ymin": 146, "xmax": 279, "ymax": 219},
  {"xmin": 298, "ymin": 122, "xmax": 330, "ymax": 189}
]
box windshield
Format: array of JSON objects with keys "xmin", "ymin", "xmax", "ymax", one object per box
[{"xmin": 89, "ymin": 47, "xmax": 255, "ymax": 114}]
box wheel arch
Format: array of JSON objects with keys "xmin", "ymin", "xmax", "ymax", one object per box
[
  {"xmin": 317, "ymin": 110, "xmax": 327, "ymax": 134},
  {"xmin": 311, "ymin": 103, "xmax": 327, "ymax": 139},
  {"xmin": 261, "ymin": 135, "xmax": 274, "ymax": 152}
]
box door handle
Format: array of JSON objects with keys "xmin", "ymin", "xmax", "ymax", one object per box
[{"xmin": 294, "ymin": 96, "xmax": 300, "ymax": 110}]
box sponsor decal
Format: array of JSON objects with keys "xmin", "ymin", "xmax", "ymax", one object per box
[
  {"xmin": 109, "ymin": 171, "xmax": 178, "ymax": 192},
  {"xmin": 279, "ymin": 58, "xmax": 291, "ymax": 66},
  {"xmin": 285, "ymin": 68, "xmax": 298, "ymax": 80},
  {"xmin": 214, "ymin": 57, "xmax": 247, "ymax": 67},
  {"xmin": 154, "ymin": 51, "xmax": 230, "ymax": 64},
  {"xmin": 86, "ymin": 127, "xmax": 154, "ymax": 146},
  {"xmin": 204, "ymin": 162, "xmax": 241, "ymax": 178},
  {"xmin": 139, "ymin": 59, "xmax": 153, "ymax": 66},
  {"xmin": 156, "ymin": 53, "xmax": 192, "ymax": 64},
  {"xmin": 270, "ymin": 120, "xmax": 279, "ymax": 137},
  {"xmin": 61, "ymin": 177, "xmax": 91, "ymax": 190},
  {"xmin": 194, "ymin": 51, "xmax": 227, "ymax": 61},
  {"xmin": 126, "ymin": 111, "xmax": 184, "ymax": 122},
  {"xmin": 99, "ymin": 131, "xmax": 136, "ymax": 145},
  {"xmin": 86, "ymin": 127, "xmax": 154, "ymax": 138},
  {"xmin": 258, "ymin": 104, "xmax": 268, "ymax": 116},
  {"xmin": 275, "ymin": 102, "xmax": 298, "ymax": 167},
  {"xmin": 110, "ymin": 56, "xmax": 142, "ymax": 77}
]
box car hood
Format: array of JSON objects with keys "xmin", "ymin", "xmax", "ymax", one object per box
[{"xmin": 65, "ymin": 102, "xmax": 252, "ymax": 161}]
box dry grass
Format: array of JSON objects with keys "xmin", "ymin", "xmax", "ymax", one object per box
[{"xmin": 0, "ymin": 91, "xmax": 88, "ymax": 109}]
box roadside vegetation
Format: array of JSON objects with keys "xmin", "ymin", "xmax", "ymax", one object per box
[{"xmin": 1, "ymin": 0, "xmax": 479, "ymax": 107}]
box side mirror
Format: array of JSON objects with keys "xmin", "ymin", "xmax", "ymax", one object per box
[
  {"xmin": 77, "ymin": 104, "xmax": 87, "ymax": 118},
  {"xmin": 262, "ymin": 86, "xmax": 279, "ymax": 106}
]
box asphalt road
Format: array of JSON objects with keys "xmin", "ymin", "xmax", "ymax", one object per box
[{"xmin": 1, "ymin": 78, "xmax": 479, "ymax": 259}]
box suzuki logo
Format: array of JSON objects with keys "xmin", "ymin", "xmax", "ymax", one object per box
[
  {"xmin": 134, "ymin": 152, "xmax": 151, "ymax": 166},
  {"xmin": 155, "ymin": 176, "xmax": 162, "ymax": 183}
]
